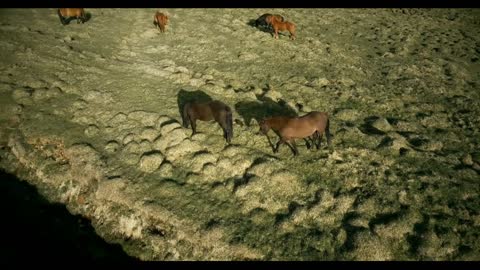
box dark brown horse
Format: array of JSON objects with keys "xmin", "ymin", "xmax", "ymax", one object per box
[
  {"xmin": 182, "ymin": 100, "xmax": 233, "ymax": 143},
  {"xmin": 261, "ymin": 112, "xmax": 331, "ymax": 156},
  {"xmin": 57, "ymin": 8, "xmax": 86, "ymax": 25}
]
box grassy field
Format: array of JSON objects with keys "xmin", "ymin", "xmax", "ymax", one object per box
[{"xmin": 0, "ymin": 8, "xmax": 479, "ymax": 260}]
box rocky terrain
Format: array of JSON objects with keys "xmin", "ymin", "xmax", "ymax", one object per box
[{"xmin": 0, "ymin": 8, "xmax": 479, "ymax": 260}]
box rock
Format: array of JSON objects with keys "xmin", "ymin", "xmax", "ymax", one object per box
[
  {"xmin": 109, "ymin": 113, "xmax": 128, "ymax": 125},
  {"xmin": 32, "ymin": 87, "xmax": 61, "ymax": 101},
  {"xmin": 84, "ymin": 125, "xmax": 100, "ymax": 137},
  {"xmin": 473, "ymin": 162, "xmax": 480, "ymax": 171},
  {"xmin": 309, "ymin": 77, "xmax": 330, "ymax": 88},
  {"xmin": 158, "ymin": 162, "xmax": 174, "ymax": 177},
  {"xmin": 335, "ymin": 109, "xmax": 361, "ymax": 122},
  {"xmin": 164, "ymin": 139, "xmax": 203, "ymax": 160},
  {"xmin": 105, "ymin": 140, "xmax": 120, "ymax": 153},
  {"xmin": 12, "ymin": 88, "xmax": 33, "ymax": 104},
  {"xmin": 65, "ymin": 143, "xmax": 104, "ymax": 170},
  {"xmin": 123, "ymin": 141, "xmax": 141, "ymax": 154},
  {"xmin": 122, "ymin": 133, "xmax": 135, "ymax": 145},
  {"xmin": 128, "ymin": 111, "xmax": 159, "ymax": 127},
  {"xmin": 139, "ymin": 151, "xmax": 165, "ymax": 172},
  {"xmin": 139, "ymin": 127, "xmax": 160, "ymax": 142},
  {"xmin": 371, "ymin": 118, "xmax": 393, "ymax": 133},
  {"xmin": 189, "ymin": 152, "xmax": 218, "ymax": 173},
  {"xmin": 235, "ymin": 170, "xmax": 305, "ymax": 214},
  {"xmin": 263, "ymin": 89, "xmax": 283, "ymax": 102},
  {"xmin": 160, "ymin": 122, "xmax": 183, "ymax": 135},
  {"xmin": 330, "ymin": 150, "xmax": 343, "ymax": 162},
  {"xmin": 471, "ymin": 152, "xmax": 480, "ymax": 164}
]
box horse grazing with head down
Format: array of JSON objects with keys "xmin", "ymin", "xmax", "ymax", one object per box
[
  {"xmin": 255, "ymin": 13, "xmax": 284, "ymax": 29},
  {"xmin": 57, "ymin": 8, "xmax": 86, "ymax": 25},
  {"xmin": 262, "ymin": 111, "xmax": 331, "ymax": 156},
  {"xmin": 153, "ymin": 11, "xmax": 169, "ymax": 33},
  {"xmin": 266, "ymin": 15, "xmax": 296, "ymax": 40},
  {"xmin": 182, "ymin": 100, "xmax": 233, "ymax": 144}
]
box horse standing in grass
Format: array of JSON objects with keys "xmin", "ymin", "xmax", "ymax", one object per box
[
  {"xmin": 57, "ymin": 8, "xmax": 86, "ymax": 25},
  {"xmin": 182, "ymin": 100, "xmax": 233, "ymax": 144},
  {"xmin": 262, "ymin": 112, "xmax": 331, "ymax": 156},
  {"xmin": 258, "ymin": 116, "xmax": 317, "ymax": 153},
  {"xmin": 255, "ymin": 13, "xmax": 284, "ymax": 29},
  {"xmin": 153, "ymin": 11, "xmax": 169, "ymax": 33},
  {"xmin": 266, "ymin": 15, "xmax": 296, "ymax": 40}
]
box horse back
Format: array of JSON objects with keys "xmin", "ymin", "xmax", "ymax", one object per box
[
  {"xmin": 59, "ymin": 8, "xmax": 84, "ymax": 18},
  {"xmin": 155, "ymin": 12, "xmax": 168, "ymax": 25},
  {"xmin": 266, "ymin": 116, "xmax": 294, "ymax": 131},
  {"xmin": 306, "ymin": 111, "xmax": 328, "ymax": 130},
  {"xmin": 187, "ymin": 102, "xmax": 214, "ymax": 121}
]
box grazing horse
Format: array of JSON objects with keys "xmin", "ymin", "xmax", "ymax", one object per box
[
  {"xmin": 153, "ymin": 11, "xmax": 169, "ymax": 33},
  {"xmin": 255, "ymin": 13, "xmax": 284, "ymax": 29},
  {"xmin": 266, "ymin": 15, "xmax": 296, "ymax": 40},
  {"xmin": 182, "ymin": 100, "xmax": 233, "ymax": 144},
  {"xmin": 270, "ymin": 112, "xmax": 331, "ymax": 156},
  {"xmin": 258, "ymin": 116, "xmax": 317, "ymax": 153},
  {"xmin": 57, "ymin": 8, "xmax": 86, "ymax": 25}
]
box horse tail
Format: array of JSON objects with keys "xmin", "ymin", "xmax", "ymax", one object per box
[
  {"xmin": 225, "ymin": 107, "xmax": 233, "ymax": 143},
  {"xmin": 182, "ymin": 103, "xmax": 191, "ymax": 128},
  {"xmin": 325, "ymin": 117, "xmax": 331, "ymax": 146}
]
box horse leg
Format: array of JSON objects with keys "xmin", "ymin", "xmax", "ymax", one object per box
[
  {"xmin": 190, "ymin": 117, "xmax": 197, "ymax": 136},
  {"xmin": 266, "ymin": 135, "xmax": 276, "ymax": 153},
  {"xmin": 274, "ymin": 138, "xmax": 286, "ymax": 153},
  {"xmin": 57, "ymin": 9, "xmax": 67, "ymax": 25},
  {"xmin": 303, "ymin": 138, "xmax": 311, "ymax": 150},
  {"xmin": 288, "ymin": 140, "xmax": 299, "ymax": 156},
  {"xmin": 317, "ymin": 133, "xmax": 323, "ymax": 150},
  {"xmin": 312, "ymin": 131, "xmax": 320, "ymax": 150}
]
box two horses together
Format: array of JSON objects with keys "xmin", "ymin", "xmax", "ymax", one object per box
[
  {"xmin": 181, "ymin": 100, "xmax": 330, "ymax": 156},
  {"xmin": 255, "ymin": 13, "xmax": 297, "ymax": 40}
]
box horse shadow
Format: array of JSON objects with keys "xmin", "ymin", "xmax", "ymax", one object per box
[
  {"xmin": 176, "ymin": 89, "xmax": 213, "ymax": 126},
  {"xmin": 234, "ymin": 95, "xmax": 298, "ymax": 127},
  {"xmin": 246, "ymin": 19, "xmax": 272, "ymax": 34},
  {"xmin": 236, "ymin": 94, "xmax": 321, "ymax": 153},
  {"xmin": 61, "ymin": 12, "xmax": 92, "ymax": 25}
]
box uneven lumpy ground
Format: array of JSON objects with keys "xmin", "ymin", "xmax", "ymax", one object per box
[{"xmin": 0, "ymin": 8, "xmax": 479, "ymax": 260}]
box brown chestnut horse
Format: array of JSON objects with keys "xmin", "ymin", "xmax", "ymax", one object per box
[
  {"xmin": 57, "ymin": 8, "xmax": 86, "ymax": 25},
  {"xmin": 153, "ymin": 11, "xmax": 169, "ymax": 33},
  {"xmin": 182, "ymin": 100, "xmax": 233, "ymax": 144},
  {"xmin": 266, "ymin": 15, "xmax": 296, "ymax": 40},
  {"xmin": 258, "ymin": 116, "xmax": 317, "ymax": 153},
  {"xmin": 255, "ymin": 13, "xmax": 284, "ymax": 29},
  {"xmin": 262, "ymin": 112, "xmax": 330, "ymax": 156}
]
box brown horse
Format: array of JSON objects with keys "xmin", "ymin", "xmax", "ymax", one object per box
[
  {"xmin": 255, "ymin": 13, "xmax": 284, "ymax": 29},
  {"xmin": 267, "ymin": 112, "xmax": 331, "ymax": 156},
  {"xmin": 153, "ymin": 11, "xmax": 169, "ymax": 33},
  {"xmin": 266, "ymin": 15, "xmax": 296, "ymax": 40},
  {"xmin": 258, "ymin": 116, "xmax": 317, "ymax": 153},
  {"xmin": 182, "ymin": 100, "xmax": 233, "ymax": 143},
  {"xmin": 57, "ymin": 8, "xmax": 86, "ymax": 25}
]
